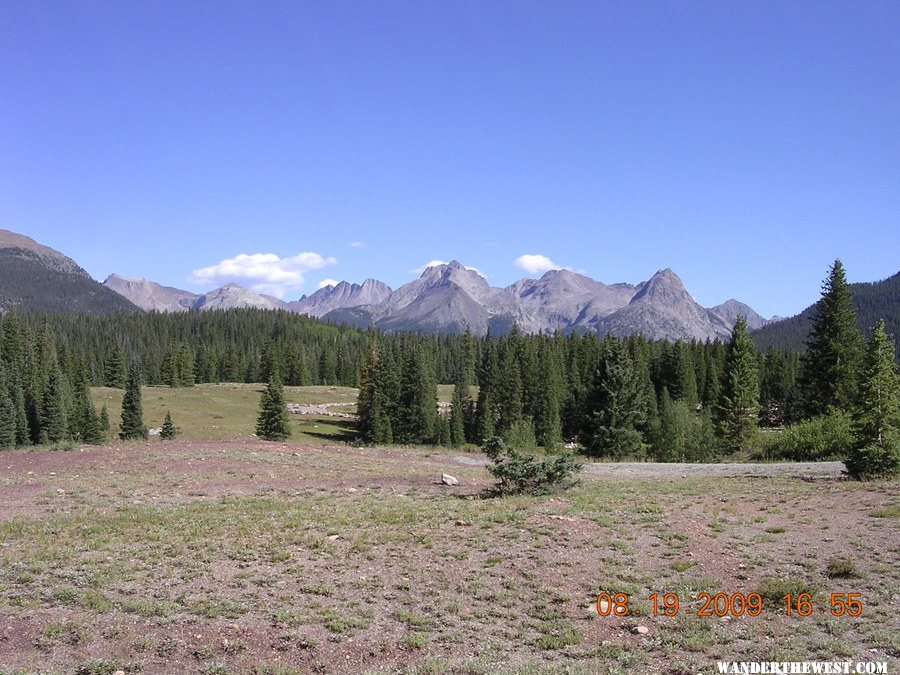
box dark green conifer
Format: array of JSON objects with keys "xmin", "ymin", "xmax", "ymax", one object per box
[
  {"xmin": 581, "ymin": 338, "xmax": 646, "ymax": 458},
  {"xmin": 717, "ymin": 316, "xmax": 760, "ymax": 453},
  {"xmin": 0, "ymin": 388, "xmax": 16, "ymax": 449},
  {"xmin": 119, "ymin": 366, "xmax": 148, "ymax": 440},
  {"xmin": 845, "ymin": 320, "xmax": 900, "ymax": 478},
  {"xmin": 160, "ymin": 411, "xmax": 179, "ymax": 440},
  {"xmin": 40, "ymin": 368, "xmax": 68, "ymax": 443},
  {"xmin": 105, "ymin": 344, "xmax": 127, "ymax": 389},
  {"xmin": 799, "ymin": 260, "xmax": 865, "ymax": 416},
  {"xmin": 256, "ymin": 374, "xmax": 291, "ymax": 441}
]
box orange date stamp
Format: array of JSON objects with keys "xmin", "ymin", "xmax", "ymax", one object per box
[{"xmin": 596, "ymin": 592, "xmax": 864, "ymax": 618}]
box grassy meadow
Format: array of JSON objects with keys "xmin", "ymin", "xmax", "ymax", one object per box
[{"xmin": 0, "ymin": 384, "xmax": 894, "ymax": 673}]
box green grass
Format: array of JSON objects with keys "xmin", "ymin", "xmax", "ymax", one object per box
[{"xmin": 91, "ymin": 384, "xmax": 359, "ymax": 442}]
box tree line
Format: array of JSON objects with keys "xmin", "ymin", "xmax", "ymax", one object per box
[{"xmin": 1, "ymin": 260, "xmax": 897, "ymax": 476}]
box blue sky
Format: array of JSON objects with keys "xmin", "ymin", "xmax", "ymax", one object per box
[{"xmin": 2, "ymin": 1, "xmax": 898, "ymax": 317}]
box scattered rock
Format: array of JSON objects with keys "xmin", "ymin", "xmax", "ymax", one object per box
[
  {"xmin": 549, "ymin": 515, "xmax": 577, "ymax": 522},
  {"xmin": 113, "ymin": 671, "xmax": 125, "ymax": 675},
  {"xmin": 441, "ymin": 474, "xmax": 459, "ymax": 486},
  {"xmin": 455, "ymin": 519, "xmax": 469, "ymax": 526},
  {"xmin": 631, "ymin": 625, "xmax": 649, "ymax": 635},
  {"xmin": 56, "ymin": 489, "xmax": 64, "ymax": 494},
  {"xmin": 327, "ymin": 534, "xmax": 340, "ymax": 541}
]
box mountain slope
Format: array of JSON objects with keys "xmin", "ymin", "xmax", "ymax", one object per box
[
  {"xmin": 0, "ymin": 230, "xmax": 139, "ymax": 314},
  {"xmin": 752, "ymin": 271, "xmax": 900, "ymax": 352},
  {"xmin": 590, "ymin": 268, "xmax": 732, "ymax": 341},
  {"xmin": 103, "ymin": 274, "xmax": 200, "ymax": 312},
  {"xmin": 290, "ymin": 279, "xmax": 393, "ymax": 317}
]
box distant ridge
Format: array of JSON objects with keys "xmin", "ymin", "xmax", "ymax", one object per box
[
  {"xmin": 0, "ymin": 229, "xmax": 138, "ymax": 314},
  {"xmin": 752, "ymin": 271, "xmax": 900, "ymax": 352}
]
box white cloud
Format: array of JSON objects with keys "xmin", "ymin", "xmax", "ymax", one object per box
[
  {"xmin": 317, "ymin": 278, "xmax": 339, "ymax": 289},
  {"xmin": 410, "ymin": 259, "xmax": 450, "ymax": 274},
  {"xmin": 349, "ymin": 241, "xmax": 365, "ymax": 248},
  {"xmin": 189, "ymin": 251, "xmax": 336, "ymax": 297},
  {"xmin": 514, "ymin": 254, "xmax": 566, "ymax": 274}
]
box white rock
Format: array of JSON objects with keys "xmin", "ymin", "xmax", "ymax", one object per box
[
  {"xmin": 441, "ymin": 474, "xmax": 459, "ymax": 486},
  {"xmin": 631, "ymin": 625, "xmax": 649, "ymax": 635}
]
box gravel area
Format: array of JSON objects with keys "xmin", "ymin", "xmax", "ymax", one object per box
[{"xmin": 452, "ymin": 455, "xmax": 846, "ymax": 479}]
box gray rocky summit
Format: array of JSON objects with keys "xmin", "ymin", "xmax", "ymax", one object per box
[{"xmin": 103, "ymin": 260, "xmax": 777, "ymax": 341}]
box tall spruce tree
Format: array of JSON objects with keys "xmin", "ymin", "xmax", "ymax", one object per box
[
  {"xmin": 395, "ymin": 348, "xmax": 437, "ymax": 444},
  {"xmin": 256, "ymin": 374, "xmax": 291, "ymax": 441},
  {"xmin": 0, "ymin": 387, "xmax": 16, "ymax": 449},
  {"xmin": 799, "ymin": 260, "xmax": 865, "ymax": 417},
  {"xmin": 40, "ymin": 368, "xmax": 68, "ymax": 443},
  {"xmin": 717, "ymin": 316, "xmax": 760, "ymax": 453},
  {"xmin": 448, "ymin": 382, "xmax": 467, "ymax": 448},
  {"xmin": 105, "ymin": 345, "xmax": 127, "ymax": 389},
  {"xmin": 581, "ymin": 338, "xmax": 646, "ymax": 458},
  {"xmin": 845, "ymin": 320, "xmax": 900, "ymax": 478},
  {"xmin": 119, "ymin": 366, "xmax": 148, "ymax": 440}
]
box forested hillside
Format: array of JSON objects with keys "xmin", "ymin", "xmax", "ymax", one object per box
[
  {"xmin": 753, "ymin": 271, "xmax": 900, "ymax": 353},
  {"xmin": 0, "ymin": 248, "xmax": 138, "ymax": 314}
]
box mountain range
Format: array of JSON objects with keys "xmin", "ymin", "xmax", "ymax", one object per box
[
  {"xmin": 102, "ymin": 260, "xmax": 775, "ymax": 340},
  {"xmin": 9, "ymin": 227, "xmax": 900, "ymax": 348}
]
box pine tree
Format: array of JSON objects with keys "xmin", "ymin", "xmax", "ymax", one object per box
[
  {"xmin": 395, "ymin": 348, "xmax": 437, "ymax": 444},
  {"xmin": 105, "ymin": 345, "xmax": 127, "ymax": 389},
  {"xmin": 717, "ymin": 316, "xmax": 760, "ymax": 453},
  {"xmin": 581, "ymin": 339, "xmax": 646, "ymax": 458},
  {"xmin": 0, "ymin": 388, "xmax": 16, "ymax": 449},
  {"xmin": 40, "ymin": 368, "xmax": 68, "ymax": 443},
  {"xmin": 845, "ymin": 320, "xmax": 900, "ymax": 478},
  {"xmin": 256, "ymin": 374, "xmax": 291, "ymax": 441},
  {"xmin": 799, "ymin": 260, "xmax": 865, "ymax": 417},
  {"xmin": 159, "ymin": 411, "xmax": 179, "ymax": 440},
  {"xmin": 119, "ymin": 366, "xmax": 148, "ymax": 440},
  {"xmin": 98, "ymin": 405, "xmax": 110, "ymax": 440},
  {"xmin": 449, "ymin": 383, "xmax": 467, "ymax": 448}
]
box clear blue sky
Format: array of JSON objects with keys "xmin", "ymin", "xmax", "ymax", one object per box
[{"xmin": 2, "ymin": 1, "xmax": 898, "ymax": 316}]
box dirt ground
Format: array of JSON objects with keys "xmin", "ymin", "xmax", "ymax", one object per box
[{"xmin": 0, "ymin": 441, "xmax": 897, "ymax": 674}]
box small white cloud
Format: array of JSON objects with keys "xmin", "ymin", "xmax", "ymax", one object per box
[
  {"xmin": 410, "ymin": 259, "xmax": 450, "ymax": 274},
  {"xmin": 514, "ymin": 254, "xmax": 566, "ymax": 274},
  {"xmin": 189, "ymin": 251, "xmax": 336, "ymax": 296},
  {"xmin": 349, "ymin": 241, "xmax": 365, "ymax": 248},
  {"xmin": 317, "ymin": 278, "xmax": 339, "ymax": 289}
]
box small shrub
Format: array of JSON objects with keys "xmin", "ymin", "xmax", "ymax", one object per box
[
  {"xmin": 825, "ymin": 558, "xmax": 860, "ymax": 579},
  {"xmin": 771, "ymin": 412, "xmax": 853, "ymax": 461},
  {"xmin": 845, "ymin": 441, "xmax": 900, "ymax": 480},
  {"xmin": 502, "ymin": 419, "xmax": 537, "ymax": 452},
  {"xmin": 483, "ymin": 437, "xmax": 582, "ymax": 495},
  {"xmin": 754, "ymin": 577, "xmax": 818, "ymax": 609}
]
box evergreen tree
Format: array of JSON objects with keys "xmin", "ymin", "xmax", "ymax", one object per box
[
  {"xmin": 40, "ymin": 368, "xmax": 68, "ymax": 443},
  {"xmin": 105, "ymin": 344, "xmax": 127, "ymax": 389},
  {"xmin": 717, "ymin": 316, "xmax": 760, "ymax": 453},
  {"xmin": 98, "ymin": 405, "xmax": 110, "ymax": 439},
  {"xmin": 119, "ymin": 366, "xmax": 148, "ymax": 440},
  {"xmin": 581, "ymin": 339, "xmax": 646, "ymax": 458},
  {"xmin": 845, "ymin": 320, "xmax": 900, "ymax": 478},
  {"xmin": 395, "ymin": 348, "xmax": 437, "ymax": 444},
  {"xmin": 256, "ymin": 374, "xmax": 291, "ymax": 441},
  {"xmin": 160, "ymin": 411, "xmax": 179, "ymax": 440},
  {"xmin": 799, "ymin": 260, "xmax": 865, "ymax": 417},
  {"xmin": 449, "ymin": 382, "xmax": 467, "ymax": 448},
  {"xmin": 0, "ymin": 388, "xmax": 16, "ymax": 449}
]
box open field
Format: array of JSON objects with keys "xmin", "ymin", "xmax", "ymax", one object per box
[
  {"xmin": 91, "ymin": 385, "xmax": 361, "ymax": 444},
  {"xmin": 0, "ymin": 438, "xmax": 897, "ymax": 674},
  {"xmin": 92, "ymin": 384, "xmax": 469, "ymax": 446}
]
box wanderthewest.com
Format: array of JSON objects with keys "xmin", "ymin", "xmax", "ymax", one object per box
[{"xmin": 716, "ymin": 662, "xmax": 888, "ymax": 674}]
